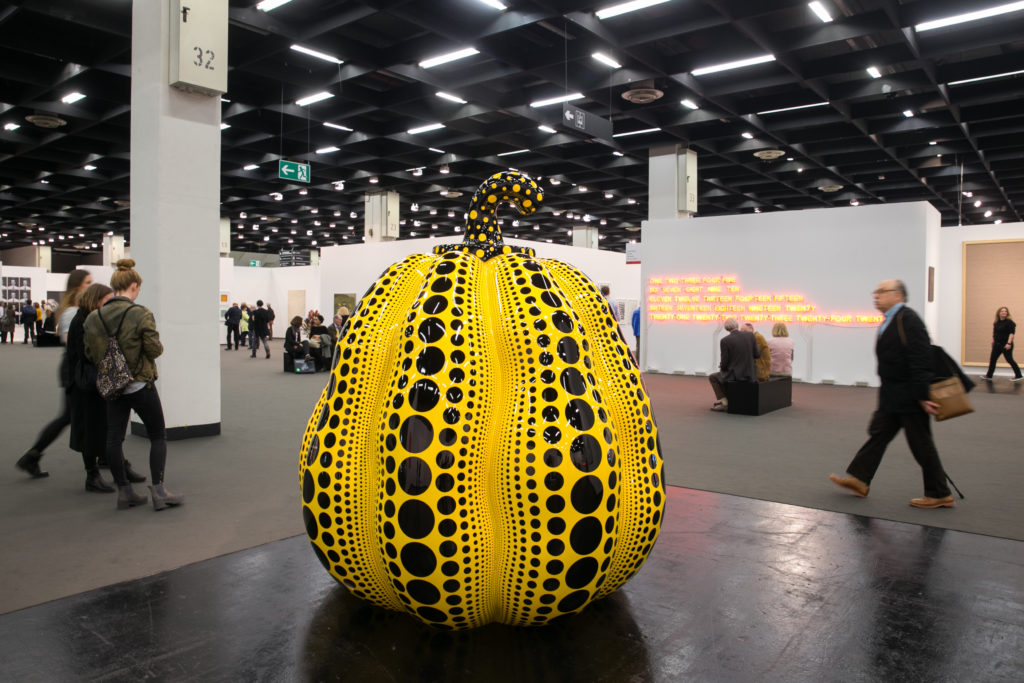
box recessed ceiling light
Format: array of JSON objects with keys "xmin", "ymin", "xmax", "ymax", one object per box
[
  {"xmin": 61, "ymin": 92, "xmax": 86, "ymax": 104},
  {"xmin": 612, "ymin": 127, "xmax": 661, "ymax": 137},
  {"xmin": 604, "ymin": 192, "xmax": 614, "ymax": 199},
  {"xmin": 290, "ymin": 44, "xmax": 343, "ymax": 64},
  {"xmin": 592, "ymin": 52, "xmax": 622, "ymax": 69},
  {"xmin": 994, "ymin": 219, "xmax": 1003, "ymax": 224},
  {"xmin": 808, "ymin": 1, "xmax": 833, "ymax": 23},
  {"xmin": 256, "ymin": 0, "xmax": 293, "ymax": 11},
  {"xmin": 929, "ymin": 140, "xmax": 937, "ymax": 145},
  {"xmin": 429, "ymin": 148, "xmax": 445, "ymax": 154},
  {"xmin": 440, "ymin": 164, "xmax": 450, "ymax": 174},
  {"xmin": 243, "ymin": 164, "xmax": 259, "ymax": 171},
  {"xmin": 419, "ymin": 47, "xmax": 479, "ymax": 69},
  {"xmin": 298, "ymin": 190, "xmax": 307, "ymax": 196},
  {"xmin": 538, "ymin": 125, "xmax": 557, "ymax": 133},
  {"xmin": 948, "ymin": 68, "xmax": 1024, "ymax": 85},
  {"xmin": 83, "ymin": 164, "xmax": 96, "ymax": 171},
  {"xmin": 866, "ymin": 66, "xmax": 882, "ymax": 79},
  {"xmin": 627, "ymin": 198, "xmax": 637, "ymax": 204},
  {"xmin": 756, "ymin": 101, "xmax": 828, "ymax": 115},
  {"xmin": 323, "ymin": 121, "xmax": 352, "ymax": 131},
  {"xmin": 369, "ymin": 176, "xmax": 379, "ymax": 184},
  {"xmin": 974, "ymin": 200, "xmax": 982, "ymax": 207},
  {"xmin": 786, "ymin": 157, "xmax": 794, "ymax": 161},
  {"xmin": 408, "ymin": 123, "xmax": 445, "ymax": 135},
  {"xmin": 3, "ymin": 122, "xmax": 20, "ymax": 131},
  {"xmin": 530, "ymin": 93, "xmax": 584, "ymax": 108},
  {"xmin": 296, "ymin": 91, "xmax": 334, "ymax": 106},
  {"xmin": 436, "ymin": 91, "xmax": 468, "ymax": 104},
  {"xmin": 497, "ymin": 149, "xmax": 529, "ymax": 156},
  {"xmin": 984, "ymin": 210, "xmax": 993, "ymax": 217},
  {"xmin": 916, "ymin": 2, "xmax": 1024, "ymax": 32},
  {"xmin": 612, "ymin": 151, "xmax": 624, "ymax": 157},
  {"xmin": 596, "ymin": 0, "xmax": 672, "ymax": 20},
  {"xmin": 476, "ymin": 0, "xmax": 507, "ymax": 9},
  {"xmin": 692, "ymin": 54, "xmax": 775, "ymax": 76},
  {"xmin": 316, "ymin": 146, "xmax": 340, "ymax": 154},
  {"xmin": 902, "ymin": 109, "xmax": 914, "ymax": 117},
  {"xmin": 680, "ymin": 99, "xmax": 699, "ymax": 110},
  {"xmin": 220, "ymin": 123, "xmax": 231, "ymax": 130},
  {"xmin": 741, "ymin": 132, "xmax": 754, "ymax": 139}
]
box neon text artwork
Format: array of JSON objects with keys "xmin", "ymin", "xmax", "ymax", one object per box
[{"xmin": 647, "ymin": 275, "xmax": 884, "ymax": 326}]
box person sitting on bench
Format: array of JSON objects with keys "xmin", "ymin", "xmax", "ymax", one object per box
[
  {"xmin": 743, "ymin": 322, "xmax": 771, "ymax": 382},
  {"xmin": 284, "ymin": 316, "xmax": 311, "ymax": 363},
  {"xmin": 709, "ymin": 317, "xmax": 759, "ymax": 412}
]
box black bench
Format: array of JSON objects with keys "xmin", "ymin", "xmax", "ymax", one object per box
[{"xmin": 726, "ymin": 376, "xmax": 792, "ymax": 415}]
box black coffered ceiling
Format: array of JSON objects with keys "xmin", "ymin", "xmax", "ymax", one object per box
[{"xmin": 1, "ymin": 0, "xmax": 1022, "ymax": 256}]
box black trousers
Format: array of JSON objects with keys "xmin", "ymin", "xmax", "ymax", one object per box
[
  {"xmin": 105, "ymin": 385, "xmax": 167, "ymax": 486},
  {"xmin": 846, "ymin": 409, "xmax": 951, "ymax": 498},
  {"xmin": 31, "ymin": 390, "xmax": 71, "ymax": 454},
  {"xmin": 23, "ymin": 322, "xmax": 35, "ymax": 342},
  {"xmin": 986, "ymin": 344, "xmax": 1022, "ymax": 378},
  {"xmin": 226, "ymin": 323, "xmax": 240, "ymax": 349}
]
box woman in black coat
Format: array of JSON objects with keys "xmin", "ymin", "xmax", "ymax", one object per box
[
  {"xmin": 983, "ymin": 306, "xmax": 1022, "ymax": 380},
  {"xmin": 284, "ymin": 315, "xmax": 311, "ymax": 360},
  {"xmin": 67, "ymin": 284, "xmax": 119, "ymax": 492}
]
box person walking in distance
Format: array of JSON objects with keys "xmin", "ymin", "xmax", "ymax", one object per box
[
  {"xmin": 83, "ymin": 260, "xmax": 183, "ymax": 511},
  {"xmin": 250, "ymin": 300, "xmax": 271, "ymax": 359},
  {"xmin": 982, "ymin": 306, "xmax": 1022, "ymax": 381},
  {"xmin": 830, "ymin": 280, "xmax": 954, "ymax": 509},
  {"xmin": 224, "ymin": 301, "xmax": 242, "ymax": 350},
  {"xmin": 266, "ymin": 303, "xmax": 276, "ymax": 340}
]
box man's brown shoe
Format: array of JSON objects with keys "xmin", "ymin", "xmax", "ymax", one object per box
[
  {"xmin": 829, "ymin": 473, "xmax": 869, "ymax": 498},
  {"xmin": 909, "ymin": 495, "xmax": 955, "ymax": 509}
]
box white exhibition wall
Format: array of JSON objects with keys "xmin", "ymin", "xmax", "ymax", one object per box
[
  {"xmin": 640, "ymin": 202, "xmax": 941, "ymax": 386},
  {"xmin": 935, "ymin": 221, "xmax": 1024, "ymax": 368}
]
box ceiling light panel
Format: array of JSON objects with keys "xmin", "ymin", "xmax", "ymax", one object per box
[
  {"xmin": 948, "ymin": 69, "xmax": 1024, "ymax": 85},
  {"xmin": 596, "ymin": 0, "xmax": 673, "ymax": 20},
  {"xmin": 295, "ymin": 91, "xmax": 334, "ymax": 106},
  {"xmin": 612, "ymin": 127, "xmax": 661, "ymax": 137},
  {"xmin": 592, "ymin": 52, "xmax": 622, "ymax": 69},
  {"xmin": 691, "ymin": 54, "xmax": 775, "ymax": 76},
  {"xmin": 61, "ymin": 92, "xmax": 86, "ymax": 104},
  {"xmin": 290, "ymin": 44, "xmax": 343, "ymax": 64},
  {"xmin": 419, "ymin": 47, "xmax": 479, "ymax": 69},
  {"xmin": 436, "ymin": 91, "xmax": 468, "ymax": 104},
  {"xmin": 256, "ymin": 0, "xmax": 293, "ymax": 10},
  {"xmin": 866, "ymin": 66, "xmax": 882, "ymax": 78},
  {"xmin": 756, "ymin": 101, "xmax": 828, "ymax": 115},
  {"xmin": 408, "ymin": 123, "xmax": 445, "ymax": 135},
  {"xmin": 680, "ymin": 99, "xmax": 699, "ymax": 110},
  {"xmin": 915, "ymin": 1, "xmax": 1024, "ymax": 32},
  {"xmin": 808, "ymin": 1, "xmax": 833, "ymax": 23},
  {"xmin": 530, "ymin": 93, "xmax": 584, "ymax": 108}
]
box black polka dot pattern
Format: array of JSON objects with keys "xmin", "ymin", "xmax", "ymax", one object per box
[{"xmin": 298, "ymin": 172, "xmax": 665, "ymax": 630}]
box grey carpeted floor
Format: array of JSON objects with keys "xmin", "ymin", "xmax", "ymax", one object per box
[{"xmin": 1, "ymin": 343, "xmax": 1021, "ymax": 615}]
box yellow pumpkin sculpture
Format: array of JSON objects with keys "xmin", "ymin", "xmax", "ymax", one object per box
[{"xmin": 299, "ymin": 170, "xmax": 665, "ymax": 629}]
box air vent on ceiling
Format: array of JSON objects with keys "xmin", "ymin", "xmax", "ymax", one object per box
[
  {"xmin": 25, "ymin": 114, "xmax": 67, "ymax": 129},
  {"xmin": 626, "ymin": 226, "xmax": 642, "ymax": 232},
  {"xmin": 18, "ymin": 221, "xmax": 38, "ymax": 228},
  {"xmin": 113, "ymin": 199, "xmax": 130, "ymax": 207},
  {"xmin": 818, "ymin": 184, "xmax": 843, "ymax": 193},
  {"xmin": 621, "ymin": 87, "xmax": 664, "ymax": 104},
  {"xmin": 440, "ymin": 190, "xmax": 462, "ymax": 198},
  {"xmin": 753, "ymin": 149, "xmax": 785, "ymax": 160}
]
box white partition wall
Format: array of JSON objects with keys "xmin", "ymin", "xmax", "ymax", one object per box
[{"xmin": 641, "ymin": 202, "xmax": 941, "ymax": 385}]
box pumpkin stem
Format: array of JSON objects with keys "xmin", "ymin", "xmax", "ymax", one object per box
[{"xmin": 432, "ymin": 170, "xmax": 544, "ymax": 261}]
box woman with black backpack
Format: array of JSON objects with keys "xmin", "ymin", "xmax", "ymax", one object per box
[{"xmin": 83, "ymin": 259, "xmax": 184, "ymax": 511}]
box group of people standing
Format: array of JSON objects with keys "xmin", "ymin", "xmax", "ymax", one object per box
[
  {"xmin": 0, "ymin": 299, "xmax": 58, "ymax": 345},
  {"xmin": 14, "ymin": 261, "xmax": 183, "ymax": 511},
  {"xmin": 223, "ymin": 300, "xmax": 275, "ymax": 357}
]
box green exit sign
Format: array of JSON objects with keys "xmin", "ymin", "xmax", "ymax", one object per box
[
  {"xmin": 249, "ymin": 259, "xmax": 262, "ymax": 267},
  {"xmin": 279, "ymin": 160, "xmax": 310, "ymax": 183}
]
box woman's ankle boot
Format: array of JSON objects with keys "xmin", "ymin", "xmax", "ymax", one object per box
[
  {"xmin": 116, "ymin": 484, "xmax": 148, "ymax": 509},
  {"xmin": 124, "ymin": 460, "xmax": 147, "ymax": 483},
  {"xmin": 85, "ymin": 470, "xmax": 115, "ymax": 493},
  {"xmin": 15, "ymin": 449, "xmax": 48, "ymax": 478},
  {"xmin": 149, "ymin": 483, "xmax": 185, "ymax": 511}
]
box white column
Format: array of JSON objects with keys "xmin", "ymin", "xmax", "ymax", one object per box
[
  {"xmin": 34, "ymin": 246, "xmax": 52, "ymax": 271},
  {"xmin": 102, "ymin": 234, "xmax": 125, "ymax": 266},
  {"xmin": 572, "ymin": 226, "xmax": 599, "ymax": 249},
  {"xmin": 130, "ymin": 0, "xmax": 221, "ymax": 437},
  {"xmin": 648, "ymin": 144, "xmax": 697, "ymax": 220},
  {"xmin": 364, "ymin": 191, "xmax": 399, "ymax": 242}
]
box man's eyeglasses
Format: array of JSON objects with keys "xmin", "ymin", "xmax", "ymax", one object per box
[{"xmin": 873, "ymin": 288, "xmax": 898, "ymax": 296}]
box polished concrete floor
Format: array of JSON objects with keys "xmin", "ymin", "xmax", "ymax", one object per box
[{"xmin": 2, "ymin": 486, "xmax": 1021, "ymax": 682}]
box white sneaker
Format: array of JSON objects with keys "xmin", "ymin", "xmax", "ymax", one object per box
[{"xmin": 1012, "ymin": 376, "xmax": 1024, "ymax": 382}]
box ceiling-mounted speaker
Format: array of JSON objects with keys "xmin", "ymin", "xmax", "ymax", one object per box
[
  {"xmin": 25, "ymin": 114, "xmax": 67, "ymax": 129},
  {"xmin": 818, "ymin": 184, "xmax": 843, "ymax": 193},
  {"xmin": 753, "ymin": 149, "xmax": 785, "ymax": 160},
  {"xmin": 621, "ymin": 80, "xmax": 664, "ymax": 104}
]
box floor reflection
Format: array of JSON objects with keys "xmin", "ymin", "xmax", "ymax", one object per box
[{"xmin": 300, "ymin": 586, "xmax": 652, "ymax": 682}]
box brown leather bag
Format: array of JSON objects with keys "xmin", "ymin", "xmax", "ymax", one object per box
[{"xmin": 928, "ymin": 376, "xmax": 974, "ymax": 421}]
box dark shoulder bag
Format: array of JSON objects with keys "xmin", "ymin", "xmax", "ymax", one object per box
[{"xmin": 95, "ymin": 304, "xmax": 140, "ymax": 400}]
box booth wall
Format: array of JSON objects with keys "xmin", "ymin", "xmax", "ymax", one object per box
[
  {"xmin": 936, "ymin": 221, "xmax": 1024, "ymax": 369},
  {"xmin": 318, "ymin": 237, "xmax": 640, "ymax": 334},
  {"xmin": 640, "ymin": 202, "xmax": 940, "ymax": 385}
]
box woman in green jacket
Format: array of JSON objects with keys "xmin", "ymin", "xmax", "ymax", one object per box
[{"xmin": 84, "ymin": 259, "xmax": 184, "ymax": 511}]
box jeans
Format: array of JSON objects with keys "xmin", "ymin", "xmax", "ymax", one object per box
[
  {"xmin": 250, "ymin": 334, "xmax": 269, "ymax": 354},
  {"xmin": 105, "ymin": 385, "xmax": 167, "ymax": 486},
  {"xmin": 23, "ymin": 322, "xmax": 35, "ymax": 342}
]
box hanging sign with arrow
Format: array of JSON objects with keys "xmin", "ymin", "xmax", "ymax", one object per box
[{"xmin": 279, "ymin": 160, "xmax": 310, "ymax": 183}]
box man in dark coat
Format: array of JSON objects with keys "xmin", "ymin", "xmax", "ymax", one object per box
[
  {"xmin": 830, "ymin": 280, "xmax": 954, "ymax": 509},
  {"xmin": 250, "ymin": 300, "xmax": 271, "ymax": 359},
  {"xmin": 708, "ymin": 317, "xmax": 759, "ymax": 411},
  {"xmin": 21, "ymin": 300, "xmax": 36, "ymax": 344},
  {"xmin": 224, "ymin": 302, "xmax": 242, "ymax": 350}
]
